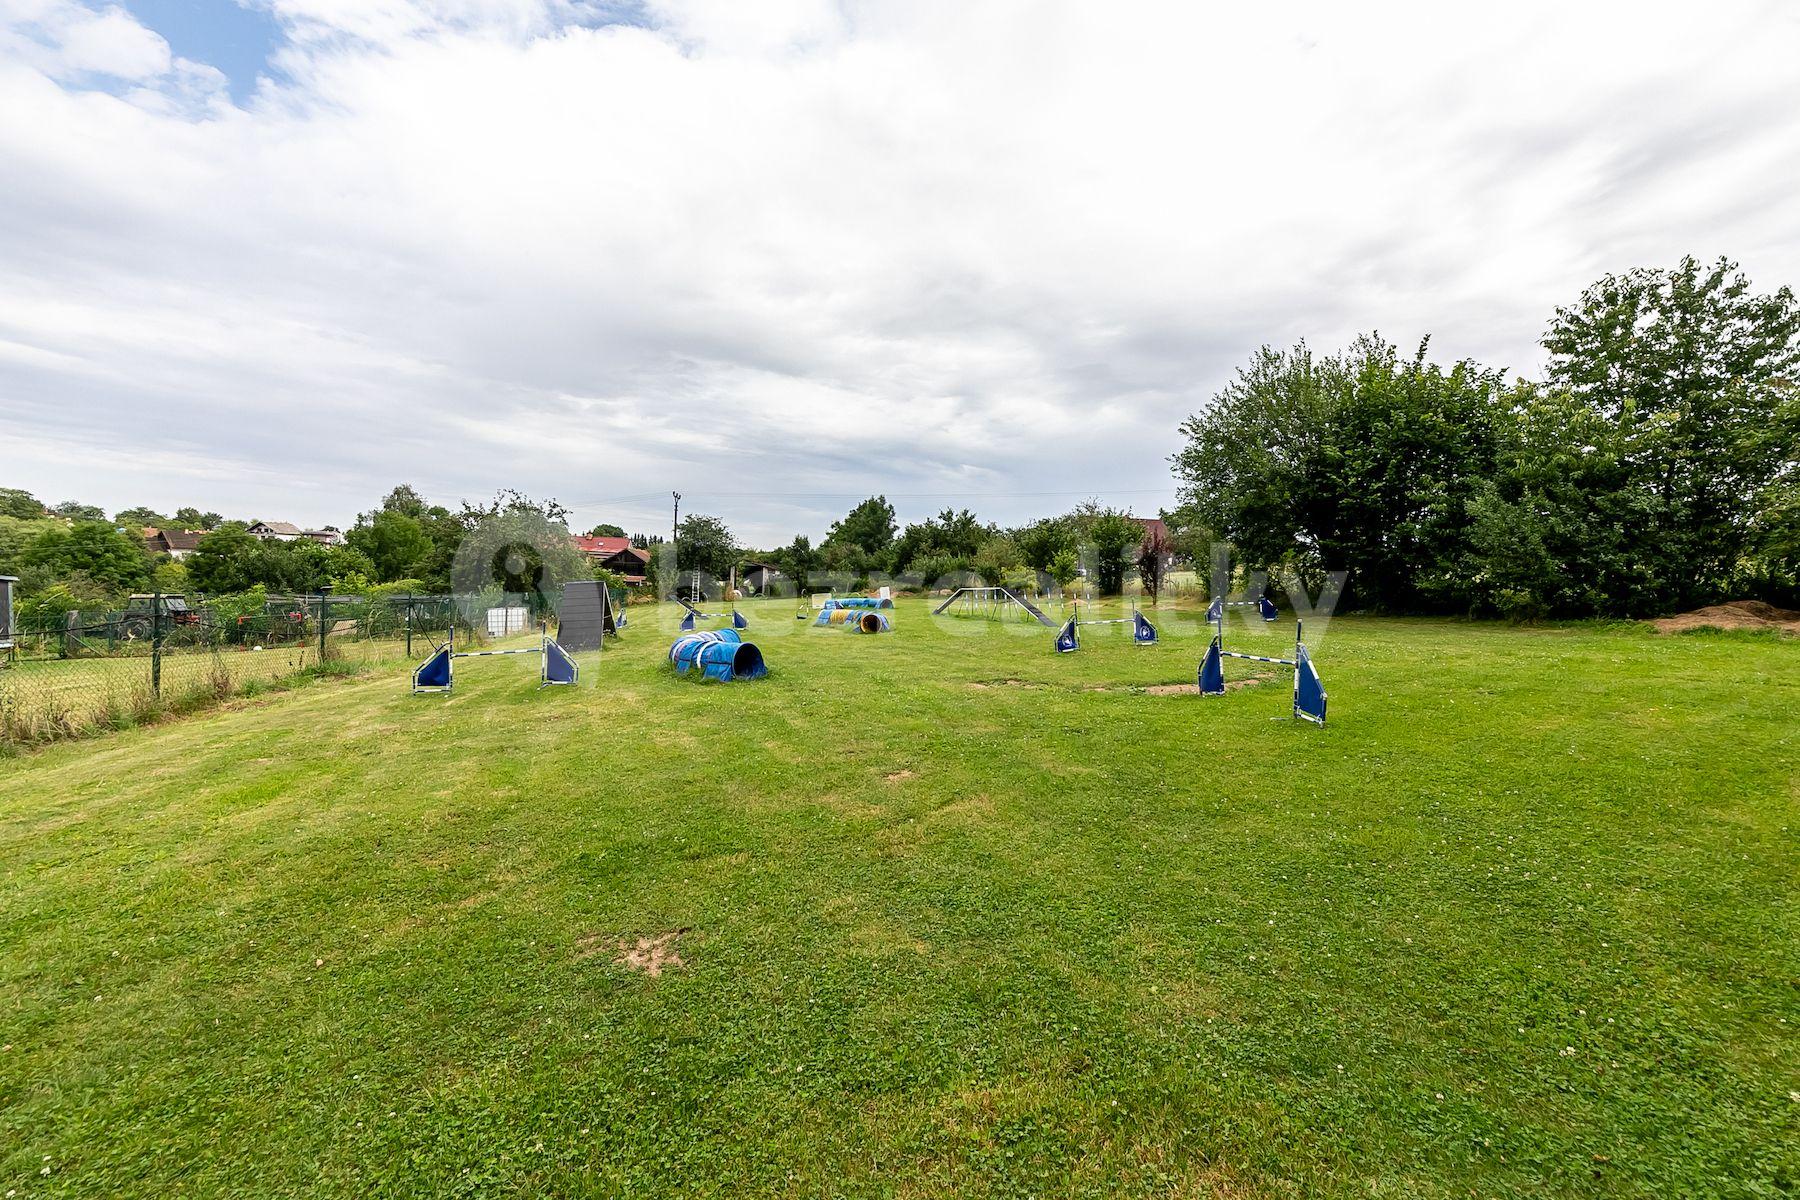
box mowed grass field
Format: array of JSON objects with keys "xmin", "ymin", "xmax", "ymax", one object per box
[{"xmin": 0, "ymin": 598, "xmax": 1795, "ymax": 1198}]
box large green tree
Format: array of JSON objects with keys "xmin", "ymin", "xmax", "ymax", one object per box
[
  {"xmin": 0, "ymin": 488, "xmax": 45, "ymax": 519},
  {"xmin": 674, "ymin": 514, "xmax": 737, "ymax": 579},
  {"xmin": 173, "ymin": 506, "xmax": 223, "ymax": 530},
  {"xmin": 1542, "ymin": 255, "xmax": 1800, "ymax": 609},
  {"xmin": 773, "ymin": 534, "xmax": 820, "ymax": 594},
  {"xmin": 0, "ymin": 516, "xmax": 57, "ymax": 577},
  {"xmin": 890, "ymin": 509, "xmax": 990, "ymax": 576},
  {"xmin": 1070, "ymin": 503, "xmax": 1142, "ymax": 596},
  {"xmin": 1014, "ymin": 518, "xmax": 1073, "ymax": 586},
  {"xmin": 185, "ymin": 525, "xmax": 263, "ymax": 594},
  {"xmin": 824, "ymin": 496, "xmax": 898, "ymax": 558},
  {"xmin": 21, "ymin": 522, "xmax": 152, "ymax": 594},
  {"xmin": 350, "ymin": 484, "xmax": 465, "ymax": 593},
  {"xmin": 348, "ymin": 510, "xmax": 433, "ymax": 582},
  {"xmin": 1463, "ymin": 385, "xmax": 1662, "ymax": 618},
  {"xmin": 1172, "ymin": 334, "xmax": 1506, "ymax": 611}
]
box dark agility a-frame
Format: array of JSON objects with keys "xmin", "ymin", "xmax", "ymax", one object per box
[{"xmin": 556, "ymin": 581, "xmax": 619, "ymax": 652}]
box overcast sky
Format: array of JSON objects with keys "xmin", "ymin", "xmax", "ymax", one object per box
[{"xmin": 2, "ymin": 0, "xmax": 1798, "ymax": 545}]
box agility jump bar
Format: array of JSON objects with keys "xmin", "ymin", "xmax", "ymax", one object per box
[
  {"xmin": 1207, "ymin": 595, "xmax": 1279, "ymax": 622},
  {"xmin": 1054, "ymin": 602, "xmax": 1158, "ymax": 653},
  {"xmin": 1199, "ymin": 618, "xmax": 1326, "ymax": 726},
  {"xmin": 412, "ymin": 632, "xmax": 579, "ymax": 694}
]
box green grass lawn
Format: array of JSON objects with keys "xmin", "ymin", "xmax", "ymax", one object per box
[{"xmin": 1, "ymin": 598, "xmax": 1795, "ymax": 1198}]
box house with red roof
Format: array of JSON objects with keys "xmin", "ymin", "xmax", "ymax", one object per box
[{"xmin": 573, "ymin": 535, "xmax": 651, "ymax": 585}]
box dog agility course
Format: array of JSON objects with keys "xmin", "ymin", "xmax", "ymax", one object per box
[{"xmin": 1, "ymin": 594, "xmax": 1795, "ymax": 1199}]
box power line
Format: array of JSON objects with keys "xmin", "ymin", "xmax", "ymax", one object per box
[{"xmin": 562, "ymin": 486, "xmax": 1177, "ymax": 507}]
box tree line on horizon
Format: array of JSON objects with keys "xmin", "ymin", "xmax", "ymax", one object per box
[{"xmin": 4, "ymin": 256, "xmax": 1793, "ymax": 624}]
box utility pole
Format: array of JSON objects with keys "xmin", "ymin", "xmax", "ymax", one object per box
[{"xmin": 671, "ymin": 491, "xmax": 681, "ymax": 598}]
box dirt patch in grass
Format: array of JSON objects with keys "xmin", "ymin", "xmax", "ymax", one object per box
[
  {"xmin": 1648, "ymin": 599, "xmax": 1800, "ymax": 635},
  {"xmin": 581, "ymin": 928, "xmax": 691, "ymax": 977},
  {"xmin": 967, "ymin": 679, "xmax": 1044, "ymax": 690},
  {"xmin": 884, "ymin": 769, "xmax": 916, "ymax": 783},
  {"xmin": 1088, "ymin": 680, "xmax": 1263, "ymax": 696}
]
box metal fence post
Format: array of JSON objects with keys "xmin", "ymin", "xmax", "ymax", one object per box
[
  {"xmin": 404, "ymin": 593, "xmax": 413, "ymax": 656},
  {"xmin": 316, "ymin": 592, "xmax": 328, "ymax": 663},
  {"xmin": 151, "ymin": 590, "xmax": 163, "ymax": 698}
]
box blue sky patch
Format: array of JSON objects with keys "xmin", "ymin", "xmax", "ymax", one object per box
[{"xmin": 124, "ymin": 0, "xmax": 284, "ymax": 103}]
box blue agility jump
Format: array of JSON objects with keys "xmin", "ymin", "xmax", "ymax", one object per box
[
  {"xmin": 411, "ymin": 632, "xmax": 578, "ymax": 695},
  {"xmin": 668, "ymin": 628, "xmax": 768, "ymax": 681},
  {"xmin": 1054, "ymin": 601, "xmax": 1157, "ymax": 653},
  {"xmin": 1198, "ymin": 616, "xmax": 1326, "ymax": 726},
  {"xmin": 1207, "ymin": 594, "xmax": 1279, "ymax": 623},
  {"xmin": 679, "ymin": 599, "xmax": 748, "ymax": 632}
]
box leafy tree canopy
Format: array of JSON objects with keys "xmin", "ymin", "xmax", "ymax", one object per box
[
  {"xmin": 824, "ymin": 496, "xmax": 897, "ymax": 556},
  {"xmin": 347, "ymin": 510, "xmax": 433, "ymax": 583},
  {"xmin": 52, "ymin": 500, "xmax": 106, "ymax": 522},
  {"xmin": 21, "ymin": 521, "xmax": 152, "ymax": 595},
  {"xmin": 891, "ymin": 508, "xmax": 991, "ymax": 575},
  {"xmin": 1542, "ymin": 255, "xmax": 1800, "ymax": 608},
  {"xmin": 674, "ymin": 514, "xmax": 737, "ymax": 579},
  {"xmin": 173, "ymin": 506, "xmax": 223, "ymax": 530},
  {"xmin": 0, "ymin": 487, "xmax": 46, "ymax": 519}
]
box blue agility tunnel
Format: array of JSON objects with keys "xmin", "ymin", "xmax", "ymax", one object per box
[
  {"xmin": 842, "ymin": 611, "xmax": 891, "ymax": 633},
  {"xmin": 668, "ymin": 628, "xmax": 768, "ymax": 682}
]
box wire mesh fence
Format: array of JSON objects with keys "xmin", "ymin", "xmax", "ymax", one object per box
[{"xmin": 0, "ymin": 592, "xmax": 457, "ymax": 748}]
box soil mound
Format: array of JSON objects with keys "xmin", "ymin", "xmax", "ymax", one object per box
[{"xmin": 1649, "ymin": 600, "xmax": 1800, "ymax": 635}]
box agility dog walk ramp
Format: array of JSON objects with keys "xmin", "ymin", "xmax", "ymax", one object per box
[{"xmin": 932, "ymin": 586, "xmax": 1057, "ymax": 627}]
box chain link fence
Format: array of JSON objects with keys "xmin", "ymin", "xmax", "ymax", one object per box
[{"xmin": 0, "ymin": 592, "xmax": 457, "ymax": 748}]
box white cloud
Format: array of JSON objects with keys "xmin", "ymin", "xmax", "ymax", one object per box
[
  {"xmin": 1, "ymin": 0, "xmax": 1798, "ymax": 541},
  {"xmin": 0, "ymin": 0, "xmax": 170, "ymax": 80}
]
